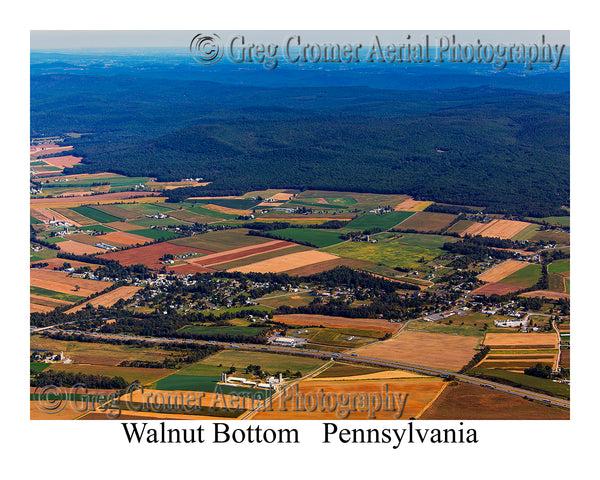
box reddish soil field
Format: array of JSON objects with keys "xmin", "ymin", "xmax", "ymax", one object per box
[
  {"xmin": 559, "ymin": 349, "xmax": 570, "ymax": 368},
  {"xmin": 98, "ymin": 242, "xmax": 214, "ymax": 269},
  {"xmin": 357, "ymin": 331, "xmax": 480, "ymax": 372},
  {"xmin": 99, "ymin": 231, "xmax": 150, "ymax": 247},
  {"xmin": 167, "ymin": 263, "xmax": 216, "ymax": 275},
  {"xmin": 419, "ymin": 382, "xmax": 569, "ymax": 420},
  {"xmin": 470, "ymin": 282, "xmax": 522, "ymax": 296},
  {"xmin": 42, "ymin": 155, "xmax": 82, "ymax": 168},
  {"xmin": 187, "ymin": 240, "xmax": 295, "ymax": 267},
  {"xmin": 273, "ymin": 314, "xmax": 398, "ymax": 334}
]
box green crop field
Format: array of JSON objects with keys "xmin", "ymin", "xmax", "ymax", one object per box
[
  {"xmin": 345, "ymin": 211, "xmax": 414, "ymax": 231},
  {"xmin": 264, "ymin": 228, "xmax": 344, "ymax": 248},
  {"xmin": 130, "ymin": 229, "xmax": 182, "ymax": 241},
  {"xmin": 499, "ymin": 263, "xmax": 542, "ymax": 288},
  {"xmin": 42, "ymin": 237, "xmax": 67, "ymax": 244},
  {"xmin": 30, "ymin": 362, "xmax": 51, "ymax": 373},
  {"xmin": 81, "ymin": 224, "xmax": 117, "ymax": 233},
  {"xmin": 70, "ymin": 205, "xmax": 121, "ymax": 223},
  {"xmin": 30, "ymin": 286, "xmax": 85, "ymax": 302},
  {"xmin": 187, "ymin": 205, "xmax": 238, "ymax": 220},
  {"xmin": 129, "ymin": 217, "xmax": 192, "ymax": 227},
  {"xmin": 41, "ymin": 176, "xmax": 150, "ymax": 188},
  {"xmin": 323, "ymin": 232, "xmax": 457, "ymax": 269},
  {"xmin": 191, "ymin": 198, "xmax": 260, "ymax": 210},
  {"xmin": 178, "ymin": 324, "xmax": 266, "ymax": 337},
  {"xmin": 510, "ymin": 223, "xmax": 541, "ymax": 241},
  {"xmin": 548, "ymin": 259, "xmax": 570, "ymax": 274},
  {"xmin": 30, "ymin": 215, "xmax": 43, "ymax": 224}
]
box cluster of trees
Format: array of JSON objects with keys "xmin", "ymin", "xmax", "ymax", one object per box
[
  {"xmin": 31, "ymin": 369, "xmax": 128, "ymax": 389},
  {"xmin": 459, "ymin": 346, "xmax": 490, "ymax": 373}
]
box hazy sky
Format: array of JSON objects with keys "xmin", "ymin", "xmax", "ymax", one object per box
[{"xmin": 31, "ymin": 30, "xmax": 569, "ymax": 50}]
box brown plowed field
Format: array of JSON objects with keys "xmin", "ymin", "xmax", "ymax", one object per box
[
  {"xmin": 57, "ymin": 240, "xmax": 106, "ymax": 255},
  {"xmin": 65, "ymin": 286, "xmax": 142, "ymax": 313},
  {"xmin": 30, "ymin": 295, "xmax": 73, "ymax": 313},
  {"xmin": 231, "ymin": 250, "xmax": 338, "ymax": 274},
  {"xmin": 357, "ymin": 331, "xmax": 480, "ymax": 372},
  {"xmin": 30, "ymin": 268, "xmax": 112, "ymax": 296},
  {"xmin": 483, "ymin": 332, "xmax": 559, "ymax": 349},
  {"xmin": 98, "ymin": 242, "xmax": 213, "ymax": 269},
  {"xmin": 462, "ymin": 219, "xmax": 532, "ymax": 239},
  {"xmin": 477, "ymin": 259, "xmax": 529, "ymax": 283},
  {"xmin": 187, "ymin": 240, "xmax": 295, "ymax": 267},
  {"xmin": 43, "ymin": 155, "xmax": 82, "ymax": 168},
  {"xmin": 65, "ymin": 233, "xmax": 106, "ymax": 246},
  {"xmin": 30, "ymin": 145, "xmax": 73, "ymax": 158},
  {"xmin": 283, "ymin": 257, "xmax": 359, "ymax": 276},
  {"xmin": 419, "ymin": 382, "xmax": 569, "ymax": 419},
  {"xmin": 520, "ymin": 290, "xmax": 570, "ymax": 300},
  {"xmin": 273, "ymin": 314, "xmax": 398, "ymax": 334},
  {"xmin": 103, "ymin": 221, "xmax": 145, "ymax": 231},
  {"xmin": 470, "ymin": 283, "xmax": 522, "ymax": 296},
  {"xmin": 251, "ymin": 378, "xmax": 445, "ymax": 420}
]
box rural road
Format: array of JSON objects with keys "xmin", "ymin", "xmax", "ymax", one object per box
[{"xmin": 38, "ymin": 328, "xmax": 570, "ymax": 410}]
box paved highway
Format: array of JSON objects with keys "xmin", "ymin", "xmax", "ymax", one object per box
[{"xmin": 38, "ymin": 328, "xmax": 570, "ymax": 409}]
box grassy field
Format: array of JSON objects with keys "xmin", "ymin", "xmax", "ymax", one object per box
[
  {"xmin": 345, "ymin": 211, "xmax": 414, "ymax": 231},
  {"xmin": 169, "ymin": 229, "xmax": 270, "ymax": 252},
  {"xmin": 393, "ymin": 211, "xmax": 458, "ymax": 233},
  {"xmin": 548, "ymin": 259, "xmax": 570, "ymax": 274},
  {"xmin": 179, "ymin": 350, "xmax": 326, "ymax": 376},
  {"xmin": 529, "ymin": 216, "xmax": 570, "ymax": 227},
  {"xmin": 192, "ymin": 198, "xmax": 260, "ymax": 210},
  {"xmin": 445, "ymin": 219, "xmax": 475, "ymax": 235},
  {"xmin": 470, "ymin": 367, "xmax": 569, "ymax": 399},
  {"xmin": 264, "ymin": 228, "xmax": 344, "ymax": 248},
  {"xmin": 30, "ymin": 362, "xmax": 51, "ymax": 373},
  {"xmin": 295, "ymin": 191, "xmax": 409, "ymax": 211},
  {"xmin": 529, "ymin": 230, "xmax": 570, "ymax": 246},
  {"xmin": 188, "ymin": 205, "xmax": 237, "ymax": 220},
  {"xmin": 129, "ymin": 217, "xmax": 192, "ymax": 227},
  {"xmin": 510, "ymin": 223, "xmax": 541, "ymax": 241},
  {"xmin": 498, "ymin": 263, "xmax": 542, "ymax": 288},
  {"xmin": 30, "ymin": 215, "xmax": 43, "ymax": 224},
  {"xmin": 70, "ymin": 205, "xmax": 121, "ymax": 223},
  {"xmin": 323, "ymin": 232, "xmax": 456, "ymax": 269},
  {"xmin": 30, "ymin": 286, "xmax": 85, "ymax": 302},
  {"xmin": 30, "ymin": 247, "xmax": 59, "ymax": 262},
  {"xmin": 42, "ymin": 237, "xmax": 67, "ymax": 244},
  {"xmin": 406, "ymin": 319, "xmax": 486, "ymax": 338}
]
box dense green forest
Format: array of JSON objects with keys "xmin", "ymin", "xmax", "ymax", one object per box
[{"xmin": 31, "ymin": 73, "xmax": 569, "ymax": 216}]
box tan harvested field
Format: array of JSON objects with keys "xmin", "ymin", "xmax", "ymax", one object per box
[
  {"xmin": 30, "ymin": 257, "xmax": 99, "ymax": 270},
  {"xmin": 357, "ymin": 331, "xmax": 480, "ymax": 371},
  {"xmin": 273, "ymin": 314, "xmax": 399, "ymax": 334},
  {"xmin": 251, "ymin": 378, "xmax": 445, "ymax": 420},
  {"xmin": 269, "ymin": 192, "xmax": 296, "ymax": 201},
  {"xmin": 57, "ymin": 240, "xmax": 106, "ymax": 255},
  {"xmin": 321, "ymin": 370, "xmax": 428, "ymax": 381},
  {"xmin": 65, "ymin": 286, "xmax": 142, "ymax": 313},
  {"xmin": 462, "ymin": 219, "xmax": 532, "ymax": 239},
  {"xmin": 30, "ymin": 145, "xmax": 73, "ymax": 158},
  {"xmin": 393, "ymin": 211, "xmax": 458, "ymax": 232},
  {"xmin": 520, "ymin": 290, "xmax": 570, "ymax": 300},
  {"xmin": 419, "ymin": 382, "xmax": 569, "ymax": 419},
  {"xmin": 210, "ymin": 245, "xmax": 312, "ymax": 271},
  {"xmin": 165, "ymin": 209, "xmax": 216, "ymax": 224},
  {"xmin": 231, "ymin": 250, "xmax": 339, "ymax": 274},
  {"xmin": 202, "ymin": 204, "xmax": 253, "ymax": 216},
  {"xmin": 42, "ymin": 155, "xmax": 82, "ymax": 168},
  {"xmin": 394, "ymin": 198, "xmax": 433, "ymax": 211},
  {"xmin": 187, "ymin": 240, "xmax": 296, "ymax": 267},
  {"xmin": 30, "ymin": 294, "xmax": 72, "ymax": 309},
  {"xmin": 65, "ymin": 233, "xmax": 106, "ymax": 246},
  {"xmin": 31, "ymin": 268, "xmax": 112, "ymax": 296},
  {"xmin": 470, "ymin": 282, "xmax": 522, "ymax": 296},
  {"xmin": 483, "ymin": 332, "xmax": 559, "ymax": 349},
  {"xmin": 281, "ymin": 257, "xmax": 366, "ymax": 276},
  {"xmin": 477, "ymin": 259, "xmax": 530, "ymax": 283},
  {"xmin": 30, "ymin": 192, "xmax": 166, "ymax": 208},
  {"xmin": 98, "ymin": 241, "xmax": 213, "ymax": 269}
]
